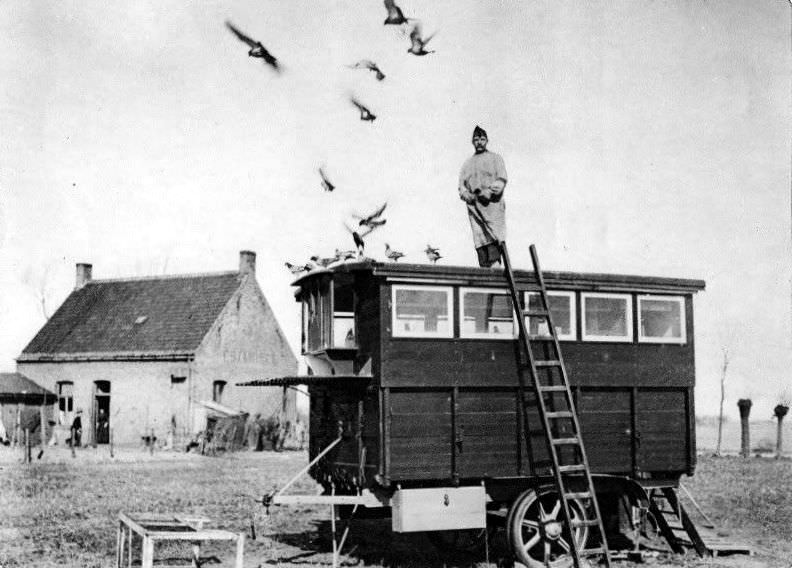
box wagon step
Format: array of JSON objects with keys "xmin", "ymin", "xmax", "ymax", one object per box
[{"xmin": 499, "ymin": 242, "xmax": 611, "ymax": 568}]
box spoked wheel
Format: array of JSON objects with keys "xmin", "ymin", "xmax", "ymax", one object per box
[{"xmin": 507, "ymin": 487, "xmax": 591, "ymax": 568}]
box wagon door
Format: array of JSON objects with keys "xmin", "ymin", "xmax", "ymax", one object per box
[
  {"xmin": 388, "ymin": 390, "xmax": 452, "ymax": 480},
  {"xmin": 635, "ymin": 390, "xmax": 689, "ymax": 473},
  {"xmin": 577, "ymin": 389, "xmax": 633, "ymax": 474}
]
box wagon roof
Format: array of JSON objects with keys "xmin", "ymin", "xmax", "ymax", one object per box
[{"xmin": 291, "ymin": 260, "xmax": 706, "ymax": 294}]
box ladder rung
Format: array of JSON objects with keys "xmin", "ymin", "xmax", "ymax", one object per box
[
  {"xmin": 581, "ymin": 547, "xmax": 607, "ymax": 556},
  {"xmin": 546, "ymin": 411, "xmax": 573, "ymax": 419},
  {"xmin": 534, "ymin": 360, "xmax": 561, "ymax": 367},
  {"xmin": 538, "ymin": 385, "xmax": 568, "ymax": 392},
  {"xmin": 572, "ymin": 519, "xmax": 602, "ymax": 528},
  {"xmin": 527, "ymin": 335, "xmax": 554, "ymax": 340},
  {"xmin": 558, "ymin": 464, "xmax": 586, "ymax": 473},
  {"xmin": 523, "ymin": 309, "xmax": 549, "ymax": 317},
  {"xmin": 564, "ymin": 491, "xmax": 593, "ymax": 500},
  {"xmin": 551, "ymin": 437, "xmax": 580, "ymax": 445}
]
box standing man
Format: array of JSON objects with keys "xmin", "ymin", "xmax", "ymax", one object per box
[{"xmin": 458, "ymin": 125, "xmax": 508, "ymax": 267}]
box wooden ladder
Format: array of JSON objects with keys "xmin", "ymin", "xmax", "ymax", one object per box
[{"xmin": 499, "ymin": 242, "xmax": 611, "ymax": 568}]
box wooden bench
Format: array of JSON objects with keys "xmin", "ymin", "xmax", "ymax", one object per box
[{"xmin": 116, "ymin": 513, "xmax": 244, "ymax": 568}]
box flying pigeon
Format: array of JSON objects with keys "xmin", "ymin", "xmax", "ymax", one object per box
[
  {"xmin": 407, "ymin": 21, "xmax": 436, "ymax": 56},
  {"xmin": 353, "ymin": 202, "xmax": 387, "ymax": 228},
  {"xmin": 350, "ymin": 96, "xmax": 377, "ymax": 122},
  {"xmin": 225, "ymin": 21, "xmax": 281, "ymax": 72},
  {"xmin": 344, "ymin": 223, "xmax": 377, "ymax": 256},
  {"xmin": 347, "ymin": 60, "xmax": 386, "ymax": 81},
  {"xmin": 318, "ymin": 167, "xmax": 335, "ymax": 192},
  {"xmin": 383, "ymin": 0, "xmax": 410, "ymax": 25},
  {"xmin": 424, "ymin": 245, "xmax": 442, "ymax": 264},
  {"xmin": 385, "ymin": 243, "xmax": 405, "ymax": 262}
]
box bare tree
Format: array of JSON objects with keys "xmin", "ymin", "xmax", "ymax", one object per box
[
  {"xmin": 774, "ymin": 392, "xmax": 790, "ymax": 459},
  {"xmin": 737, "ymin": 398, "xmax": 753, "ymax": 458},
  {"xmin": 21, "ymin": 262, "xmax": 55, "ymax": 320},
  {"xmin": 714, "ymin": 346, "xmax": 729, "ymax": 456}
]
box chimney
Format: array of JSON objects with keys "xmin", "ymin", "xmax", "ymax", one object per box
[
  {"xmin": 75, "ymin": 263, "xmax": 93, "ymax": 289},
  {"xmin": 239, "ymin": 250, "xmax": 256, "ymax": 277}
]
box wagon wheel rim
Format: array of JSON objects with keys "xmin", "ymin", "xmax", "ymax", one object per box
[{"xmin": 509, "ymin": 488, "xmax": 590, "ymax": 568}]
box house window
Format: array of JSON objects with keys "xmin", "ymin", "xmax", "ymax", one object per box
[
  {"xmin": 638, "ymin": 295, "xmax": 686, "ymax": 344},
  {"xmin": 56, "ymin": 381, "xmax": 74, "ymax": 425},
  {"xmin": 213, "ymin": 381, "xmax": 227, "ymax": 404},
  {"xmin": 392, "ymin": 285, "xmax": 453, "ymax": 338},
  {"xmin": 582, "ymin": 293, "xmax": 633, "ymax": 342},
  {"xmin": 525, "ymin": 291, "xmax": 577, "ymax": 340},
  {"xmin": 460, "ymin": 288, "xmax": 515, "ymax": 339}
]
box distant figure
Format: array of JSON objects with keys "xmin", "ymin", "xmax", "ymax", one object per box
[
  {"xmin": 294, "ymin": 419, "xmax": 306, "ymax": 451},
  {"xmin": 70, "ymin": 410, "xmax": 83, "ymax": 447},
  {"xmin": 458, "ymin": 125, "xmax": 508, "ymax": 267}
]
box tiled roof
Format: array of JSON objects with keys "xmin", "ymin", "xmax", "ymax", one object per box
[
  {"xmin": 19, "ymin": 272, "xmax": 243, "ymax": 359},
  {"xmin": 0, "ymin": 372, "xmax": 57, "ymax": 402}
]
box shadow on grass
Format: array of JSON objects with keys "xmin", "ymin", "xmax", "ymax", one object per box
[{"xmin": 267, "ymin": 519, "xmax": 514, "ymax": 567}]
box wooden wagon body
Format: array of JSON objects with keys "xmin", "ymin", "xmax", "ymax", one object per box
[{"xmin": 285, "ymin": 260, "xmax": 704, "ymax": 498}]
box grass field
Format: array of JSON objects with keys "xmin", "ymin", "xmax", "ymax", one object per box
[{"xmin": 1, "ymin": 443, "xmax": 791, "ymax": 568}]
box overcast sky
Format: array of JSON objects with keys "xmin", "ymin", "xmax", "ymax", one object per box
[{"xmin": 0, "ymin": 1, "xmax": 789, "ymax": 419}]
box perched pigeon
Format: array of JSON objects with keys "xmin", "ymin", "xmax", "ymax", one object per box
[
  {"xmin": 310, "ymin": 255, "xmax": 336, "ymax": 268},
  {"xmin": 407, "ymin": 21, "xmax": 436, "ymax": 56},
  {"xmin": 348, "ymin": 59, "xmax": 386, "ymax": 81},
  {"xmin": 318, "ymin": 167, "xmax": 335, "ymax": 192},
  {"xmin": 335, "ymin": 248, "xmax": 358, "ymax": 261},
  {"xmin": 385, "ymin": 243, "xmax": 405, "ymax": 262},
  {"xmin": 353, "ymin": 202, "xmax": 387, "ymax": 228},
  {"xmin": 424, "ymin": 245, "xmax": 442, "ymax": 264},
  {"xmin": 383, "ymin": 0, "xmax": 410, "ymax": 25},
  {"xmin": 350, "ymin": 96, "xmax": 377, "ymax": 122},
  {"xmin": 225, "ymin": 21, "xmax": 281, "ymax": 72},
  {"xmin": 285, "ymin": 262, "xmax": 311, "ymax": 275}
]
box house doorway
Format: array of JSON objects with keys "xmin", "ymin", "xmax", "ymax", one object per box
[{"xmin": 94, "ymin": 381, "xmax": 110, "ymax": 444}]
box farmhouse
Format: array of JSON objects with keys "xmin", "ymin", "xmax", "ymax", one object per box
[{"xmin": 16, "ymin": 251, "xmax": 297, "ymax": 446}]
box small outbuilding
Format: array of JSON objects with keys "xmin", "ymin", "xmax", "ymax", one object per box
[{"xmin": 0, "ymin": 372, "xmax": 57, "ymax": 446}]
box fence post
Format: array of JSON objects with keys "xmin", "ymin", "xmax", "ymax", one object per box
[
  {"xmin": 25, "ymin": 428, "xmax": 31, "ymax": 463},
  {"xmin": 110, "ymin": 427, "xmax": 114, "ymax": 458},
  {"xmin": 738, "ymin": 398, "xmax": 752, "ymax": 458},
  {"xmin": 150, "ymin": 428, "xmax": 155, "ymax": 455}
]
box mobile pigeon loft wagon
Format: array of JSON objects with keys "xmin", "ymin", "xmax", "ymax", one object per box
[{"xmin": 245, "ymin": 248, "xmax": 710, "ymax": 567}]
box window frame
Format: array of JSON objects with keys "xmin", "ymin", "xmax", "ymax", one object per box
[
  {"xmin": 581, "ymin": 292, "xmax": 634, "ymax": 343},
  {"xmin": 391, "ymin": 284, "xmax": 454, "ymax": 339},
  {"xmin": 637, "ymin": 295, "xmax": 687, "ymax": 344},
  {"xmin": 459, "ymin": 286, "xmax": 517, "ymax": 340},
  {"xmin": 524, "ymin": 290, "xmax": 577, "ymax": 341}
]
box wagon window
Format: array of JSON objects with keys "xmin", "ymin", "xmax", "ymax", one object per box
[
  {"xmin": 333, "ymin": 277, "xmax": 356, "ymax": 348},
  {"xmin": 302, "ymin": 277, "xmax": 332, "ymax": 352},
  {"xmin": 524, "ymin": 291, "xmax": 576, "ymax": 340},
  {"xmin": 461, "ymin": 288, "xmax": 515, "ymax": 338},
  {"xmin": 392, "ymin": 285, "xmax": 453, "ymax": 338},
  {"xmin": 581, "ymin": 293, "xmax": 633, "ymax": 342},
  {"xmin": 638, "ymin": 296, "xmax": 686, "ymax": 344}
]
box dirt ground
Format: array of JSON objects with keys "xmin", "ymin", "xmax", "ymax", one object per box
[{"xmin": 0, "ymin": 444, "xmax": 790, "ymax": 568}]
